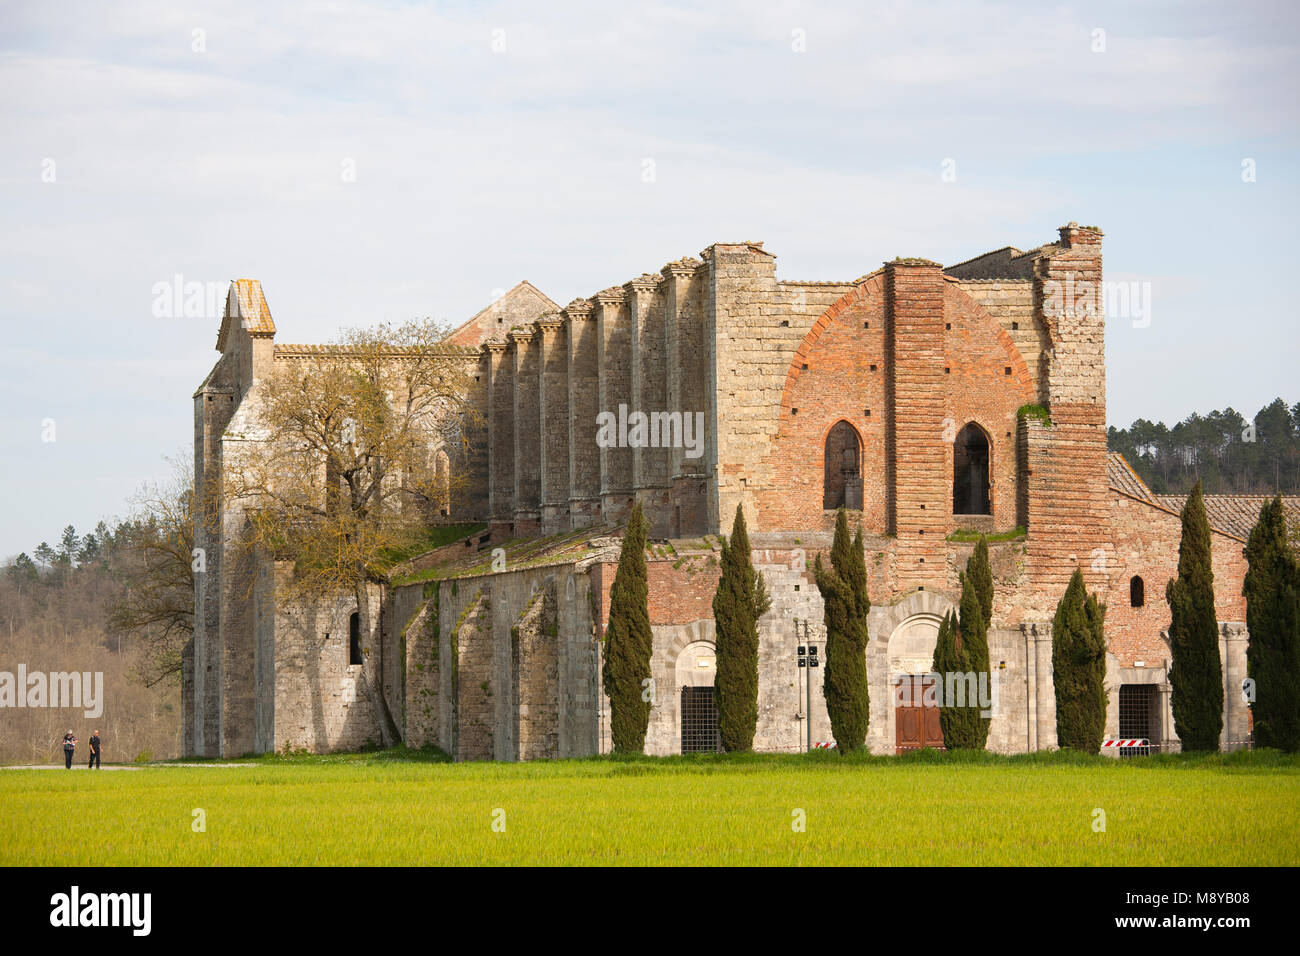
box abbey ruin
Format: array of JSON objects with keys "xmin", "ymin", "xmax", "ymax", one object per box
[{"xmin": 186, "ymin": 224, "xmax": 1293, "ymax": 759}]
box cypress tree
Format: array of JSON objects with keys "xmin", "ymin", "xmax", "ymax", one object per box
[
  {"xmin": 1166, "ymin": 481, "xmax": 1223, "ymax": 752},
  {"xmin": 601, "ymin": 501, "xmax": 653, "ymax": 753},
  {"xmin": 968, "ymin": 535, "xmax": 994, "ymax": 629},
  {"xmin": 1244, "ymin": 496, "xmax": 1300, "ymax": 752},
  {"xmin": 930, "ymin": 609, "xmax": 961, "ymax": 748},
  {"xmin": 814, "ymin": 508, "xmax": 870, "ymax": 751},
  {"xmin": 949, "ymin": 572, "xmax": 992, "ymax": 749},
  {"xmin": 1051, "ymin": 567, "xmax": 1108, "ymax": 753},
  {"xmin": 713, "ymin": 504, "xmax": 771, "ymax": 752}
]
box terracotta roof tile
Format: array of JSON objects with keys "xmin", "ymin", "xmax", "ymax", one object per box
[
  {"xmin": 216, "ymin": 279, "xmax": 275, "ymax": 351},
  {"xmin": 1109, "ymin": 452, "xmax": 1300, "ymax": 541}
]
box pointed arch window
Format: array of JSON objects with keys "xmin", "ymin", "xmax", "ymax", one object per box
[
  {"xmin": 824, "ymin": 421, "xmax": 862, "ymax": 510},
  {"xmin": 953, "ymin": 423, "xmax": 991, "ymax": 515}
]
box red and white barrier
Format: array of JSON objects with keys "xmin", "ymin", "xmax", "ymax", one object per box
[
  {"xmin": 811, "ymin": 741, "xmax": 836, "ymax": 750},
  {"xmin": 1102, "ymin": 738, "xmax": 1150, "ymax": 748}
]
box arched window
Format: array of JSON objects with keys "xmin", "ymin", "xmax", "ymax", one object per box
[
  {"xmin": 823, "ymin": 421, "xmax": 862, "ymax": 510},
  {"xmin": 1130, "ymin": 575, "xmax": 1145, "ymax": 608},
  {"xmin": 349, "ymin": 612, "xmax": 362, "ymax": 665},
  {"xmin": 953, "ymin": 423, "xmax": 990, "ymax": 515}
]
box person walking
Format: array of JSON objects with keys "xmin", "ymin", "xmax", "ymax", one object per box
[
  {"xmin": 87, "ymin": 730, "xmax": 101, "ymax": 769},
  {"xmin": 61, "ymin": 730, "xmax": 77, "ymax": 770}
]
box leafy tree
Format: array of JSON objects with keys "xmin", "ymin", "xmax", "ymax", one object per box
[
  {"xmin": 1051, "ymin": 567, "xmax": 1108, "ymax": 752},
  {"xmin": 1166, "ymin": 481, "xmax": 1224, "ymax": 751},
  {"xmin": 1244, "ymin": 496, "xmax": 1300, "ymax": 751},
  {"xmin": 33, "ymin": 542, "xmax": 56, "ymax": 569},
  {"xmin": 813, "ymin": 509, "xmax": 870, "ymax": 751},
  {"xmin": 602, "ymin": 502, "xmax": 654, "ymax": 753},
  {"xmin": 713, "ymin": 504, "xmax": 771, "ymax": 752},
  {"xmin": 223, "ymin": 318, "xmax": 478, "ymax": 745}
]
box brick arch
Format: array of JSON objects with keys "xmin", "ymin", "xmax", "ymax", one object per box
[
  {"xmin": 820, "ymin": 415, "xmax": 865, "ymax": 447},
  {"xmin": 941, "ymin": 280, "xmax": 1034, "ymax": 392},
  {"xmin": 781, "ymin": 274, "xmax": 886, "ymax": 410}
]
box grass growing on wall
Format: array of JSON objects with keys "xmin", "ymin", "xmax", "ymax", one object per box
[
  {"xmin": 2, "ymin": 749, "xmax": 1296, "ymax": 866},
  {"xmin": 947, "ymin": 526, "xmax": 1026, "ymax": 543}
]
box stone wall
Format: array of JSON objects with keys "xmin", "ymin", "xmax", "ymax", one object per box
[
  {"xmin": 394, "ymin": 562, "xmax": 600, "ymax": 761},
  {"xmin": 512, "ymin": 585, "xmax": 560, "ymax": 760},
  {"xmin": 455, "ymin": 591, "xmax": 494, "ymax": 761}
]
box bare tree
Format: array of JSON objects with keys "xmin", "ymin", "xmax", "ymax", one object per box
[
  {"xmin": 224, "ymin": 319, "xmax": 478, "ymax": 744},
  {"xmin": 108, "ymin": 454, "xmax": 195, "ymax": 686}
]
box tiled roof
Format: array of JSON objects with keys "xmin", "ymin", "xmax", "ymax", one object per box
[
  {"xmin": 1154, "ymin": 494, "xmax": 1300, "ymax": 543},
  {"xmin": 1108, "ymin": 451, "xmax": 1300, "ymax": 541},
  {"xmin": 216, "ymin": 279, "xmax": 276, "ymax": 351},
  {"xmin": 1106, "ymin": 452, "xmax": 1159, "ymax": 505}
]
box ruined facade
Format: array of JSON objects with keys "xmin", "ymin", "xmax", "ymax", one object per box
[{"xmin": 187, "ymin": 224, "xmax": 1293, "ymax": 760}]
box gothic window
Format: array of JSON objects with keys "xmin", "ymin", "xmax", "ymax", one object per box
[
  {"xmin": 823, "ymin": 420, "xmax": 862, "ymax": 510},
  {"xmin": 1130, "ymin": 575, "xmax": 1145, "ymax": 608},
  {"xmin": 349, "ymin": 612, "xmax": 362, "ymax": 666},
  {"xmin": 953, "ymin": 423, "xmax": 991, "ymax": 515}
]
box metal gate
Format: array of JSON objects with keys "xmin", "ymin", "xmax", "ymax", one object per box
[
  {"xmin": 1118, "ymin": 684, "xmax": 1158, "ymax": 757},
  {"xmin": 681, "ymin": 686, "xmax": 721, "ymax": 753}
]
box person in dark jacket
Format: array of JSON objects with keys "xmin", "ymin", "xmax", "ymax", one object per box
[
  {"xmin": 87, "ymin": 731, "xmax": 101, "ymax": 769},
  {"xmin": 61, "ymin": 731, "xmax": 77, "ymax": 769}
]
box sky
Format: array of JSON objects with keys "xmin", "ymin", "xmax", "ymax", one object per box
[{"xmin": 0, "ymin": 0, "xmax": 1297, "ymax": 558}]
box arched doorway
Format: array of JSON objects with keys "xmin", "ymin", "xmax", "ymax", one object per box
[
  {"xmin": 824, "ymin": 420, "xmax": 863, "ymax": 510},
  {"xmin": 953, "ymin": 423, "xmax": 991, "ymax": 515},
  {"xmin": 676, "ymin": 640, "xmax": 719, "ymax": 753},
  {"xmin": 886, "ymin": 613, "xmax": 945, "ymax": 753}
]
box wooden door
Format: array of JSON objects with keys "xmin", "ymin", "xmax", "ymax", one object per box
[{"xmin": 895, "ymin": 675, "xmax": 945, "ymax": 753}]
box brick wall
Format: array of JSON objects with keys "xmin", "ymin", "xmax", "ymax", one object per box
[
  {"xmin": 888, "ymin": 261, "xmax": 949, "ymax": 590},
  {"xmin": 758, "ymin": 276, "xmax": 888, "ymax": 533},
  {"xmin": 1108, "ymin": 492, "xmax": 1249, "ymax": 667}
]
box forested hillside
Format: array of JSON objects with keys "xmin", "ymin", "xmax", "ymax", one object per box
[
  {"xmin": 1, "ymin": 509, "xmax": 188, "ymax": 764},
  {"xmin": 1108, "ymin": 398, "xmax": 1299, "ymax": 496}
]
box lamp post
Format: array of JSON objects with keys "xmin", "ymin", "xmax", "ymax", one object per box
[{"xmin": 796, "ymin": 619, "xmax": 818, "ymax": 751}]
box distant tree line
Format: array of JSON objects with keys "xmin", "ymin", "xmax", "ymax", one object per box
[
  {"xmin": 1108, "ymin": 397, "xmax": 1299, "ymax": 495},
  {"xmin": 1, "ymin": 460, "xmax": 194, "ymax": 763}
]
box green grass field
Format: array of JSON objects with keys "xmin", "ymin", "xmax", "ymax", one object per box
[{"xmin": 3, "ymin": 749, "xmax": 1297, "ymax": 866}]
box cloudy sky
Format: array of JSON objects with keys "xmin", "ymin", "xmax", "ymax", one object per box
[{"xmin": 1, "ymin": 0, "xmax": 1297, "ymax": 557}]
